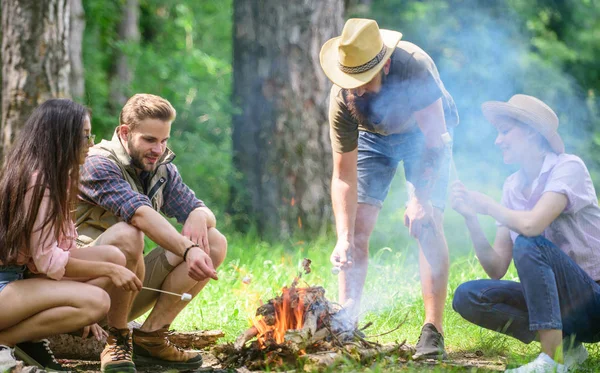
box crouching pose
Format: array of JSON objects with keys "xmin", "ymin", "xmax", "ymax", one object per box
[
  {"xmin": 0, "ymin": 99, "xmax": 141, "ymax": 372},
  {"xmin": 76, "ymin": 93, "xmax": 227, "ymax": 372},
  {"xmin": 451, "ymin": 94, "xmax": 600, "ymax": 372}
]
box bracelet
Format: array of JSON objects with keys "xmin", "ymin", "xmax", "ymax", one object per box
[{"xmin": 183, "ymin": 244, "xmax": 200, "ymax": 262}]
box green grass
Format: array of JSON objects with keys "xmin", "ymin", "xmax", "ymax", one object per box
[
  {"xmin": 138, "ymin": 178, "xmax": 600, "ymax": 371},
  {"xmin": 140, "ymin": 223, "xmax": 598, "ymax": 371}
]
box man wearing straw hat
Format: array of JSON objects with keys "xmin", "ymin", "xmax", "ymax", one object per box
[{"xmin": 320, "ymin": 18, "xmax": 458, "ymax": 359}]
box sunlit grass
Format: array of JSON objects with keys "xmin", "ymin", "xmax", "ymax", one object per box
[{"xmin": 138, "ymin": 178, "xmax": 600, "ymax": 371}]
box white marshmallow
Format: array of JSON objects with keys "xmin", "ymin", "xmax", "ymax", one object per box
[{"xmin": 181, "ymin": 293, "xmax": 192, "ymax": 301}]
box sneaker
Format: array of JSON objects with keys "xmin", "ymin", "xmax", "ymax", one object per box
[
  {"xmin": 101, "ymin": 327, "xmax": 136, "ymax": 373},
  {"xmin": 506, "ymin": 352, "xmax": 568, "ymax": 372},
  {"xmin": 412, "ymin": 323, "xmax": 447, "ymax": 360},
  {"xmin": 132, "ymin": 325, "xmax": 202, "ymax": 369},
  {"xmin": 14, "ymin": 339, "xmax": 69, "ymax": 372},
  {"xmin": 0, "ymin": 345, "xmax": 18, "ymax": 372},
  {"xmin": 564, "ymin": 344, "xmax": 588, "ymax": 371}
]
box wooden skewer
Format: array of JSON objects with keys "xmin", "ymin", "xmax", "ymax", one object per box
[{"xmin": 142, "ymin": 286, "xmax": 192, "ymax": 301}]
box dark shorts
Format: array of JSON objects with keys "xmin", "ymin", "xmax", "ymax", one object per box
[
  {"xmin": 0, "ymin": 265, "xmax": 26, "ymax": 294},
  {"xmin": 357, "ymin": 129, "xmax": 453, "ymax": 209}
]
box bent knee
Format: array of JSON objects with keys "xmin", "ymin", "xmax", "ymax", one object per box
[
  {"xmin": 83, "ymin": 288, "xmax": 111, "ymax": 324},
  {"xmin": 103, "ymin": 245, "xmax": 127, "ymax": 267},
  {"xmin": 452, "ymin": 281, "xmax": 478, "ymax": 316},
  {"xmin": 104, "ymin": 223, "xmax": 144, "ymax": 260},
  {"xmin": 208, "ymin": 228, "xmax": 227, "ymax": 267}
]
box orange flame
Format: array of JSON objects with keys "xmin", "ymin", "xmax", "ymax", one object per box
[{"xmin": 252, "ymin": 287, "xmax": 306, "ymax": 346}]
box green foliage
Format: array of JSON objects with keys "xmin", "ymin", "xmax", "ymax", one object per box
[{"xmin": 82, "ymin": 0, "xmax": 234, "ymax": 213}]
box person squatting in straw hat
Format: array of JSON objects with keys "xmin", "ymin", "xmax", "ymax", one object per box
[
  {"xmin": 319, "ymin": 18, "xmax": 459, "ymax": 359},
  {"xmin": 75, "ymin": 94, "xmax": 227, "ymax": 373},
  {"xmin": 451, "ymin": 95, "xmax": 600, "ymax": 372},
  {"xmin": 0, "ymin": 99, "xmax": 142, "ymax": 372}
]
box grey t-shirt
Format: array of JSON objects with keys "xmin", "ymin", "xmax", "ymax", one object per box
[{"xmin": 329, "ymin": 41, "xmax": 459, "ymax": 153}]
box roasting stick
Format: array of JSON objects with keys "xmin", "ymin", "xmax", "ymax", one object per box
[
  {"xmin": 442, "ymin": 132, "xmax": 459, "ymax": 182},
  {"xmin": 142, "ymin": 286, "xmax": 192, "ymax": 301}
]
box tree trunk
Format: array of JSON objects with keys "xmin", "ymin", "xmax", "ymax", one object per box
[
  {"xmin": 69, "ymin": 0, "xmax": 85, "ymax": 101},
  {"xmin": 109, "ymin": 0, "xmax": 139, "ymax": 108},
  {"xmin": 1, "ymin": 0, "xmax": 71, "ymax": 154},
  {"xmin": 231, "ymin": 0, "xmax": 344, "ymax": 238}
]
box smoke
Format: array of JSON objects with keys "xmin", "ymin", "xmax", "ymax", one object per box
[{"xmin": 348, "ymin": 1, "xmax": 598, "ymax": 315}]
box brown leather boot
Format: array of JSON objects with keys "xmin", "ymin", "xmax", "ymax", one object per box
[
  {"xmin": 101, "ymin": 327, "xmax": 136, "ymax": 373},
  {"xmin": 132, "ymin": 325, "xmax": 202, "ymax": 369}
]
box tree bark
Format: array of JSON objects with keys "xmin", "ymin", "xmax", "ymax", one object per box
[
  {"xmin": 109, "ymin": 0, "xmax": 139, "ymax": 108},
  {"xmin": 1, "ymin": 0, "xmax": 71, "ymax": 154},
  {"xmin": 231, "ymin": 0, "xmax": 344, "ymax": 238},
  {"xmin": 69, "ymin": 0, "xmax": 85, "ymax": 101}
]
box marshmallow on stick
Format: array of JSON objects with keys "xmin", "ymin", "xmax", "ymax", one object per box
[{"xmin": 142, "ymin": 286, "xmax": 192, "ymax": 301}]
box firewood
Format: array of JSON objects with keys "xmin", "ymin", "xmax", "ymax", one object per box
[{"xmin": 234, "ymin": 326, "xmax": 258, "ymax": 350}]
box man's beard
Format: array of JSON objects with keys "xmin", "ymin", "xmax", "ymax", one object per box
[
  {"xmin": 345, "ymin": 70, "xmax": 387, "ymax": 126},
  {"xmin": 128, "ymin": 137, "xmax": 160, "ymax": 172}
]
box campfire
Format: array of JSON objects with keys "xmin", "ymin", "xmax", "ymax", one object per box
[{"xmin": 213, "ymin": 259, "xmax": 413, "ymax": 371}]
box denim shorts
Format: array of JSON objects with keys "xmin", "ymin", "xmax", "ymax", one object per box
[
  {"xmin": 357, "ymin": 128, "xmax": 452, "ymax": 209},
  {"xmin": 0, "ymin": 265, "xmax": 25, "ymax": 293}
]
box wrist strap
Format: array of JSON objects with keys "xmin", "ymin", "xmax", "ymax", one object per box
[{"xmin": 183, "ymin": 244, "xmax": 200, "ymax": 262}]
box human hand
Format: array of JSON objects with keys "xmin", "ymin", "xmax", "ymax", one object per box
[
  {"xmin": 185, "ymin": 246, "xmax": 218, "ymax": 281},
  {"xmin": 107, "ymin": 265, "xmax": 142, "ymax": 292},
  {"xmin": 404, "ymin": 198, "xmax": 436, "ymax": 238},
  {"xmin": 330, "ymin": 240, "xmax": 354, "ymax": 270},
  {"xmin": 450, "ymin": 181, "xmax": 494, "ymax": 216},
  {"xmin": 182, "ymin": 209, "xmax": 210, "ymax": 255},
  {"xmin": 82, "ymin": 323, "xmax": 107, "ymax": 341},
  {"xmin": 451, "ymin": 181, "xmax": 477, "ymax": 218}
]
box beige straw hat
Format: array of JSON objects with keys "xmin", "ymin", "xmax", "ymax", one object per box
[
  {"xmin": 319, "ymin": 18, "xmax": 402, "ymax": 89},
  {"xmin": 481, "ymin": 94, "xmax": 564, "ymax": 154}
]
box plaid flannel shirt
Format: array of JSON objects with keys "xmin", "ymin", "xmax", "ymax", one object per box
[{"xmin": 78, "ymin": 155, "xmax": 205, "ymax": 224}]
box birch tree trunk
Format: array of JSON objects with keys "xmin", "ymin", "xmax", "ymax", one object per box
[
  {"xmin": 231, "ymin": 0, "xmax": 344, "ymax": 237},
  {"xmin": 109, "ymin": 0, "xmax": 139, "ymax": 108},
  {"xmin": 1, "ymin": 0, "xmax": 71, "ymax": 154}
]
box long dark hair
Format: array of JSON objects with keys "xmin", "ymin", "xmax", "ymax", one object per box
[{"xmin": 0, "ymin": 99, "xmax": 88, "ymax": 264}]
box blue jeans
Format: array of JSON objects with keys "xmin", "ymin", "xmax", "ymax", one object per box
[
  {"xmin": 357, "ymin": 129, "xmax": 452, "ymax": 209},
  {"xmin": 0, "ymin": 265, "xmax": 25, "ymax": 293},
  {"xmin": 453, "ymin": 235, "xmax": 600, "ymax": 343}
]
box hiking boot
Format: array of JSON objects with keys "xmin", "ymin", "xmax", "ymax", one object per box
[
  {"xmin": 506, "ymin": 352, "xmax": 567, "ymax": 373},
  {"xmin": 412, "ymin": 323, "xmax": 447, "ymax": 360},
  {"xmin": 132, "ymin": 325, "xmax": 202, "ymax": 369},
  {"xmin": 101, "ymin": 327, "xmax": 136, "ymax": 373},
  {"xmin": 0, "ymin": 345, "xmax": 18, "ymax": 372},
  {"xmin": 15, "ymin": 339, "xmax": 69, "ymax": 371}
]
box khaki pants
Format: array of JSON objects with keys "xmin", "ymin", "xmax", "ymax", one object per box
[{"xmin": 78, "ymin": 236, "xmax": 175, "ymax": 323}]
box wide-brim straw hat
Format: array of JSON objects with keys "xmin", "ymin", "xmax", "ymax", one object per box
[
  {"xmin": 320, "ymin": 18, "xmax": 402, "ymax": 89},
  {"xmin": 481, "ymin": 94, "xmax": 564, "ymax": 154}
]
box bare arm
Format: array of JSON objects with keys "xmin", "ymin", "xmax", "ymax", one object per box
[
  {"xmin": 330, "ymin": 149, "xmax": 358, "ymax": 267},
  {"xmin": 131, "ymin": 205, "xmax": 192, "ymax": 257},
  {"xmin": 464, "ymin": 219, "xmax": 513, "ymax": 279},
  {"xmin": 131, "ymin": 205, "xmax": 217, "ymax": 280},
  {"xmin": 332, "ymin": 149, "xmax": 357, "ymax": 243},
  {"xmin": 452, "ymin": 181, "xmax": 513, "ymax": 278},
  {"xmin": 484, "ymin": 192, "xmax": 567, "ymax": 237}
]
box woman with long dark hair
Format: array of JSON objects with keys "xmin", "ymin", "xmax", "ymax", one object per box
[{"xmin": 0, "ymin": 99, "xmax": 142, "ymax": 371}]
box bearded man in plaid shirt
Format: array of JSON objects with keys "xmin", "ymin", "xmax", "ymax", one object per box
[{"xmin": 76, "ymin": 93, "xmax": 227, "ymax": 373}]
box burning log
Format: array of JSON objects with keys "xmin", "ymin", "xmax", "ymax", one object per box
[{"xmin": 219, "ymin": 277, "xmax": 411, "ymax": 371}]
